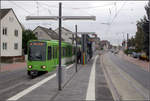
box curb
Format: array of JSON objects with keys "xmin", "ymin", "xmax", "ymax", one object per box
[{"xmin": 100, "ymin": 54, "xmax": 121, "ymax": 101}]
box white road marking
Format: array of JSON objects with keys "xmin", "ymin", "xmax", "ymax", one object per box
[
  {"xmin": 86, "ymin": 55, "xmax": 98, "ymax": 100},
  {"xmin": 66, "ymin": 64, "xmax": 74, "ymax": 69},
  {"xmin": 7, "ymin": 64, "xmax": 74, "ymax": 101}
]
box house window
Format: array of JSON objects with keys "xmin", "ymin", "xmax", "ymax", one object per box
[
  {"xmin": 2, "ymin": 42, "xmax": 7, "ymax": 50},
  {"xmin": 9, "ymin": 17, "xmax": 14, "ymax": 22},
  {"xmin": 2, "ymin": 28, "xmax": 7, "ymax": 35},
  {"xmin": 14, "ymin": 43, "xmax": 18, "ymax": 50},
  {"xmin": 35, "ymin": 32, "xmax": 38, "ymax": 37},
  {"xmin": 14, "ymin": 30, "xmax": 18, "ymax": 37}
]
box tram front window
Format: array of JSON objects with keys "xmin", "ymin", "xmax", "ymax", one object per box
[{"xmin": 28, "ymin": 42, "xmax": 46, "ymax": 61}]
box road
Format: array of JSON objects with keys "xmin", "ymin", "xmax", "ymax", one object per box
[
  {"xmin": 108, "ymin": 52, "xmax": 150, "ymax": 90},
  {"xmin": 0, "ymin": 68, "xmax": 56, "ymax": 100},
  {"xmin": 1, "ymin": 51, "xmax": 148, "ymax": 101},
  {"xmin": 101, "ymin": 52, "xmax": 150, "ymax": 100},
  {"xmin": 0, "ymin": 53, "xmax": 113, "ymax": 101}
]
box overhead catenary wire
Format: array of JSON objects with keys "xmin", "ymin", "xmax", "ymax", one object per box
[
  {"xmin": 103, "ymin": 1, "xmax": 126, "ymax": 45},
  {"xmin": 105, "ymin": 1, "xmax": 126, "ymax": 35},
  {"xmin": 8, "ymin": 0, "xmax": 32, "ymax": 15},
  {"xmin": 39, "ymin": 2, "xmax": 114, "ymax": 10}
]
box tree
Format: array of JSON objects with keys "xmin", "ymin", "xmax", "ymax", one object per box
[
  {"xmin": 145, "ymin": 1, "xmax": 150, "ymax": 20},
  {"xmin": 127, "ymin": 37, "xmax": 135, "ymax": 48},
  {"xmin": 22, "ymin": 29, "xmax": 37, "ymax": 54},
  {"xmin": 135, "ymin": 19, "xmax": 145, "ymax": 52},
  {"xmin": 142, "ymin": 1, "xmax": 149, "ymax": 56},
  {"xmin": 127, "ymin": 1, "xmax": 149, "ymax": 56}
]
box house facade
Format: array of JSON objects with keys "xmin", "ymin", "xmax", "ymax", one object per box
[
  {"xmin": 33, "ymin": 26, "xmax": 60, "ymax": 40},
  {"xmin": 0, "ymin": 8, "xmax": 23, "ymax": 62},
  {"xmin": 100, "ymin": 40, "xmax": 110, "ymax": 50},
  {"xmin": 55, "ymin": 27, "xmax": 74, "ymax": 44}
]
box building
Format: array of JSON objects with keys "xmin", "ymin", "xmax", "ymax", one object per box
[
  {"xmin": 33, "ymin": 26, "xmax": 61, "ymax": 40},
  {"xmin": 100, "ymin": 40, "xmax": 110, "ymax": 50},
  {"xmin": 0, "ymin": 8, "xmax": 23, "ymax": 62},
  {"xmin": 89, "ymin": 36, "xmax": 101, "ymax": 51},
  {"xmin": 55, "ymin": 27, "xmax": 74, "ymax": 44}
]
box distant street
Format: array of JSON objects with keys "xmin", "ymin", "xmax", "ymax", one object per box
[
  {"xmin": 102, "ymin": 52, "xmax": 149, "ymax": 100},
  {"xmin": 109, "ymin": 52, "xmax": 150, "ymax": 90}
]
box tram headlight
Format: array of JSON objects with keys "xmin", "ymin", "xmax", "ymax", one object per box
[
  {"xmin": 41, "ymin": 65, "xmax": 46, "ymax": 69},
  {"xmin": 28, "ymin": 65, "xmax": 32, "ymax": 69}
]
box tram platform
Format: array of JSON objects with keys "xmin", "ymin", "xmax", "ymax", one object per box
[{"xmin": 7, "ymin": 53, "xmax": 113, "ymax": 101}]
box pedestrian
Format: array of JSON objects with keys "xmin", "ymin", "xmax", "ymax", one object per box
[
  {"xmin": 79, "ymin": 49, "xmax": 81, "ymax": 63},
  {"xmin": 77, "ymin": 49, "xmax": 81, "ymax": 64}
]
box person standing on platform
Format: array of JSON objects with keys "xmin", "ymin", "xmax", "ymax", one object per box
[{"xmin": 77, "ymin": 49, "xmax": 81, "ymax": 64}]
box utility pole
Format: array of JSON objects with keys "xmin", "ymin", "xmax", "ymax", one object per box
[
  {"xmin": 58, "ymin": 2, "xmax": 62, "ymax": 90},
  {"xmin": 127, "ymin": 33, "xmax": 129, "ymax": 49},
  {"xmin": 0, "ymin": 17, "xmax": 1, "ymax": 72},
  {"xmin": 75, "ymin": 25, "xmax": 77, "ymax": 72},
  {"xmin": 26, "ymin": 2, "xmax": 96, "ymax": 91}
]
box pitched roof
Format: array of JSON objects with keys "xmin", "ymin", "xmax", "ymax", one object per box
[
  {"xmin": 55, "ymin": 27, "xmax": 73, "ymax": 34},
  {"xmin": 61, "ymin": 27, "xmax": 73, "ymax": 33},
  {"xmin": 0, "ymin": 8, "xmax": 23, "ymax": 30},
  {"xmin": 0, "ymin": 8, "xmax": 11, "ymax": 19},
  {"xmin": 34, "ymin": 26, "xmax": 64, "ymax": 40}
]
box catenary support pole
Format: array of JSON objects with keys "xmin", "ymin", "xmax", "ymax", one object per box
[
  {"xmin": 75, "ymin": 25, "xmax": 78, "ymax": 72},
  {"xmin": 58, "ymin": 2, "xmax": 62, "ymax": 91}
]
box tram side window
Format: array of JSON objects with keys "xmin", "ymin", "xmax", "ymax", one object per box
[
  {"xmin": 53, "ymin": 47, "xmax": 55, "ymax": 58},
  {"xmin": 69, "ymin": 47, "xmax": 71, "ymax": 56},
  {"xmin": 48, "ymin": 46, "xmax": 51, "ymax": 60},
  {"xmin": 67, "ymin": 48, "xmax": 69, "ymax": 57},
  {"xmin": 66, "ymin": 48, "xmax": 68, "ymax": 57},
  {"xmin": 55, "ymin": 47, "xmax": 57, "ymax": 58},
  {"xmin": 67, "ymin": 48, "xmax": 69, "ymax": 56},
  {"xmin": 62, "ymin": 47, "xmax": 64, "ymax": 57},
  {"xmin": 65, "ymin": 48, "xmax": 67, "ymax": 57},
  {"xmin": 61, "ymin": 47, "xmax": 63, "ymax": 57}
]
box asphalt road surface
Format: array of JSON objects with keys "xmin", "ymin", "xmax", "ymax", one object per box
[
  {"xmin": 0, "ymin": 68, "xmax": 56, "ymax": 100},
  {"xmin": 108, "ymin": 52, "xmax": 150, "ymax": 90},
  {"xmin": 0, "ymin": 53, "xmax": 113, "ymax": 101}
]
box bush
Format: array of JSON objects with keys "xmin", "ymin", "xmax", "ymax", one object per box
[{"xmin": 124, "ymin": 49, "xmax": 138, "ymax": 55}]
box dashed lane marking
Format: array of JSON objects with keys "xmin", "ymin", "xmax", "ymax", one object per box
[{"xmin": 7, "ymin": 64, "xmax": 74, "ymax": 101}]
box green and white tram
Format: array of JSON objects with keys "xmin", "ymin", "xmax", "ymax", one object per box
[{"xmin": 27, "ymin": 40, "xmax": 74, "ymax": 77}]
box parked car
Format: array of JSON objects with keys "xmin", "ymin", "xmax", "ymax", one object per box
[
  {"xmin": 132, "ymin": 52, "xmax": 141, "ymax": 58},
  {"xmin": 136, "ymin": 53, "xmax": 141, "ymax": 58},
  {"xmin": 139, "ymin": 52, "xmax": 148, "ymax": 60},
  {"xmin": 132, "ymin": 52, "xmax": 138, "ymax": 58}
]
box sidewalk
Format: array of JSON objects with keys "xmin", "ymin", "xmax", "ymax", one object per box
[
  {"xmin": 7, "ymin": 55, "xmax": 113, "ymax": 101},
  {"xmin": 118, "ymin": 51, "xmax": 149, "ymax": 71},
  {"xmin": 0, "ymin": 62, "xmax": 26, "ymax": 72}
]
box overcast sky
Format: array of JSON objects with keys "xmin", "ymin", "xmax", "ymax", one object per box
[{"xmin": 1, "ymin": 1, "xmax": 148, "ymax": 45}]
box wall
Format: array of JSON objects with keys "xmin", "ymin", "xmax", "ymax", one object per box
[
  {"xmin": 0, "ymin": 10, "xmax": 22, "ymax": 57},
  {"xmin": 33, "ymin": 27, "xmax": 52, "ymax": 40},
  {"xmin": 55, "ymin": 28, "xmax": 73, "ymax": 44}
]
